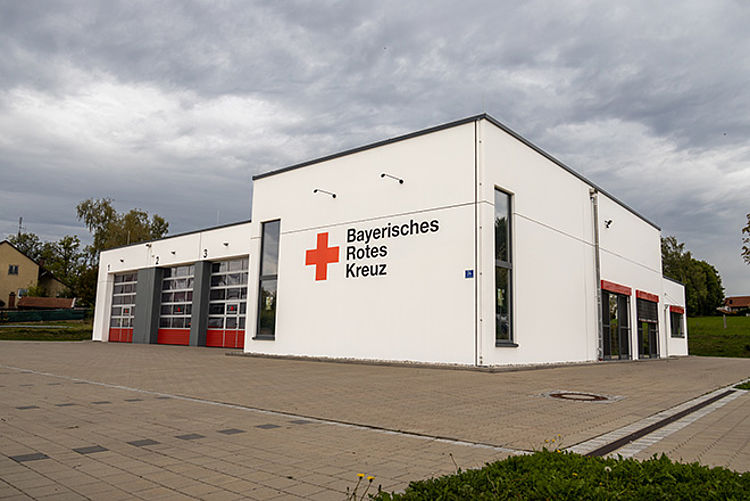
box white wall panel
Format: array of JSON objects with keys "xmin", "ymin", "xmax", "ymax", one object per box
[{"xmin": 246, "ymin": 206, "xmax": 475, "ymax": 364}]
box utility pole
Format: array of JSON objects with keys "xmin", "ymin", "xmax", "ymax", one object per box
[{"xmin": 17, "ymin": 216, "xmax": 23, "ymax": 237}]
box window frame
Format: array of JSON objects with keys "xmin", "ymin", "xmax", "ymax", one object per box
[
  {"xmin": 494, "ymin": 188, "xmax": 516, "ymax": 347},
  {"xmin": 670, "ymin": 311, "xmax": 684, "ymax": 338},
  {"xmin": 255, "ymin": 220, "xmax": 280, "ymax": 340},
  {"xmin": 8, "ymin": 264, "xmax": 18, "ymax": 275}
]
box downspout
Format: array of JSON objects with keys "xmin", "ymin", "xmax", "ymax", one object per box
[
  {"xmin": 663, "ymin": 303, "xmax": 669, "ymax": 359},
  {"xmin": 590, "ymin": 188, "xmax": 603, "ymax": 361}
]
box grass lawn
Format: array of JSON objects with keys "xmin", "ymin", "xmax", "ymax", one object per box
[
  {"xmin": 0, "ymin": 319, "xmax": 93, "ymax": 341},
  {"xmin": 688, "ymin": 315, "xmax": 750, "ymax": 358}
]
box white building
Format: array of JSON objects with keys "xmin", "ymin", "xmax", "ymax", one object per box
[{"xmin": 92, "ymin": 114, "xmax": 688, "ymax": 367}]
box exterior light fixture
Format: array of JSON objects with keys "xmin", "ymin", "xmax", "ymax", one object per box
[
  {"xmin": 381, "ymin": 173, "xmax": 404, "ymax": 184},
  {"xmin": 604, "ymin": 220, "xmax": 613, "ymax": 228},
  {"xmin": 170, "ymin": 250, "xmax": 176, "ymax": 255},
  {"xmin": 313, "ymin": 189, "xmax": 336, "ymax": 198},
  {"xmin": 223, "ymin": 242, "xmax": 229, "ymax": 246},
  {"xmin": 119, "ymin": 259, "xmax": 124, "ymax": 263}
]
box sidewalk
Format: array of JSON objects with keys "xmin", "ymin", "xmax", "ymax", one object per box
[{"xmin": 0, "ymin": 342, "xmax": 748, "ymax": 499}]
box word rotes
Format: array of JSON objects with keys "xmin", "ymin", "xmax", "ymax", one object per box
[{"xmin": 345, "ymin": 218, "xmax": 440, "ymax": 279}]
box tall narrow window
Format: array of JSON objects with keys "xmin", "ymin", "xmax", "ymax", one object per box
[
  {"xmin": 494, "ymin": 189, "xmax": 513, "ymax": 345},
  {"xmin": 256, "ymin": 220, "xmax": 280, "ymax": 339}
]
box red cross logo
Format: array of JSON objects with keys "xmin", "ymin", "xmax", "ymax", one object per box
[{"xmin": 305, "ymin": 232, "xmax": 339, "ymax": 281}]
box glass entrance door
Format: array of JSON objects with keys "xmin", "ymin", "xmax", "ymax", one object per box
[
  {"xmin": 636, "ymin": 298, "xmax": 659, "ymax": 358},
  {"xmin": 602, "ymin": 291, "xmax": 630, "ymax": 360}
]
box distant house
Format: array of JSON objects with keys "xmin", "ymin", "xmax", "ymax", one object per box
[
  {"xmin": 16, "ymin": 296, "xmax": 76, "ymax": 310},
  {"xmin": 724, "ymin": 296, "xmax": 750, "ymax": 313},
  {"xmin": 0, "ymin": 240, "xmax": 68, "ymax": 308}
]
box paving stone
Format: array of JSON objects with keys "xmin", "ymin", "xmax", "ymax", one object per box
[
  {"xmin": 127, "ymin": 439, "xmax": 160, "ymax": 447},
  {"xmin": 9, "ymin": 453, "xmax": 49, "ymax": 462},
  {"xmin": 72, "ymin": 445, "xmax": 108, "ymax": 454},
  {"xmin": 175, "ymin": 433, "xmax": 205, "ymax": 441},
  {"xmin": 1, "ymin": 341, "xmax": 750, "ymax": 501},
  {"xmin": 217, "ymin": 428, "xmax": 245, "ymax": 435}
]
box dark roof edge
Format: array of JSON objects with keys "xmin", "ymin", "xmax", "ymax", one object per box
[
  {"xmin": 252, "ymin": 114, "xmax": 486, "ymax": 181},
  {"xmin": 663, "ymin": 275, "xmax": 684, "ymax": 286},
  {"xmin": 251, "ymin": 113, "xmax": 660, "ymax": 231},
  {"xmin": 102, "ymin": 219, "xmax": 252, "ymax": 253},
  {"xmin": 480, "ymin": 115, "xmax": 661, "ymax": 231}
]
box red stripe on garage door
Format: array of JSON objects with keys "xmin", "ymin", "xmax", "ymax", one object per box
[
  {"xmin": 157, "ymin": 329, "xmax": 190, "ymax": 345},
  {"xmin": 206, "ymin": 329, "xmax": 245, "ymax": 348},
  {"xmin": 108, "ymin": 328, "xmax": 133, "ymax": 343}
]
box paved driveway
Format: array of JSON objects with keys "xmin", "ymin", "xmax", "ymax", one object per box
[{"xmin": 0, "ymin": 342, "xmax": 748, "ymax": 499}]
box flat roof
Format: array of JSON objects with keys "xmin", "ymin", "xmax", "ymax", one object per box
[
  {"xmin": 252, "ymin": 114, "xmax": 660, "ymax": 230},
  {"xmin": 103, "ymin": 219, "xmax": 252, "ymax": 253}
]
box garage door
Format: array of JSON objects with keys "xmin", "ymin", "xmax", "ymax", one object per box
[
  {"xmin": 109, "ymin": 272, "xmax": 137, "ymax": 342},
  {"xmin": 157, "ymin": 265, "xmax": 194, "ymax": 345},
  {"xmin": 206, "ymin": 258, "xmax": 248, "ymax": 348}
]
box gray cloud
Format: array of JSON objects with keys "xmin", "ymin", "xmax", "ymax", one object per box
[{"xmin": 0, "ymin": 0, "xmax": 748, "ymax": 293}]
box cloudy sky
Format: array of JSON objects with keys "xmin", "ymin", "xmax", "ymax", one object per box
[{"xmin": 1, "ymin": 1, "xmax": 748, "ymax": 294}]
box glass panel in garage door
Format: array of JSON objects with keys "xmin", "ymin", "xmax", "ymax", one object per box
[
  {"xmin": 110, "ymin": 272, "xmax": 137, "ymax": 343},
  {"xmin": 158, "ymin": 265, "xmax": 194, "ymax": 345},
  {"xmin": 207, "ymin": 257, "xmax": 249, "ymax": 347}
]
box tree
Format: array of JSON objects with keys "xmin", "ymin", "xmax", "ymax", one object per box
[
  {"xmin": 75, "ymin": 198, "xmax": 169, "ymax": 305},
  {"xmin": 662, "ymin": 236, "xmax": 725, "ymax": 316},
  {"xmin": 76, "ymin": 198, "xmax": 169, "ymax": 262},
  {"xmin": 7, "ymin": 232, "xmax": 43, "ymax": 260},
  {"xmin": 743, "ymin": 213, "xmax": 750, "ymax": 265},
  {"xmin": 661, "ymin": 236, "xmax": 691, "ymax": 283},
  {"xmin": 37, "ymin": 235, "xmax": 86, "ymax": 296}
]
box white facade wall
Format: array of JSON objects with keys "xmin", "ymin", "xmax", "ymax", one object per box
[
  {"xmin": 91, "ymin": 115, "xmax": 688, "ymax": 366},
  {"xmin": 477, "ymin": 121, "xmax": 599, "ymax": 366},
  {"xmin": 245, "ymin": 124, "xmax": 477, "ymax": 364},
  {"xmin": 92, "ymin": 223, "xmax": 252, "ymax": 341}
]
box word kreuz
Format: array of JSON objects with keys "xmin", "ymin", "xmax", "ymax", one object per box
[{"xmin": 346, "ymin": 263, "xmax": 387, "ymax": 278}]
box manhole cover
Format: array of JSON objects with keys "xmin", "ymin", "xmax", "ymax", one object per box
[
  {"xmin": 541, "ymin": 390, "xmax": 623, "ymax": 403},
  {"xmin": 549, "ymin": 392, "xmax": 607, "ymax": 402}
]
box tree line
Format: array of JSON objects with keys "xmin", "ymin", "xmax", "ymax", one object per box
[
  {"xmin": 8, "ymin": 198, "xmax": 168, "ymax": 305},
  {"xmin": 661, "ymin": 236, "xmax": 724, "ymax": 316}
]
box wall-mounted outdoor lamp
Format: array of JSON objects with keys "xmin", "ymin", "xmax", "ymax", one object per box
[
  {"xmin": 604, "ymin": 220, "xmax": 613, "ymax": 228},
  {"xmin": 313, "ymin": 188, "xmax": 336, "ymax": 198},
  {"xmin": 223, "ymin": 242, "xmax": 229, "ymax": 246},
  {"xmin": 381, "ymin": 173, "xmax": 404, "ymax": 184}
]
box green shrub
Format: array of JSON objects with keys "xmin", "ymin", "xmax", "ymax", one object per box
[{"xmin": 374, "ymin": 450, "xmax": 749, "ymax": 500}]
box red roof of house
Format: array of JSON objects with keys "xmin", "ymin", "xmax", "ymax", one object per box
[
  {"xmin": 16, "ymin": 297, "xmax": 76, "ymax": 309},
  {"xmin": 725, "ymin": 296, "xmax": 750, "ymax": 308}
]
